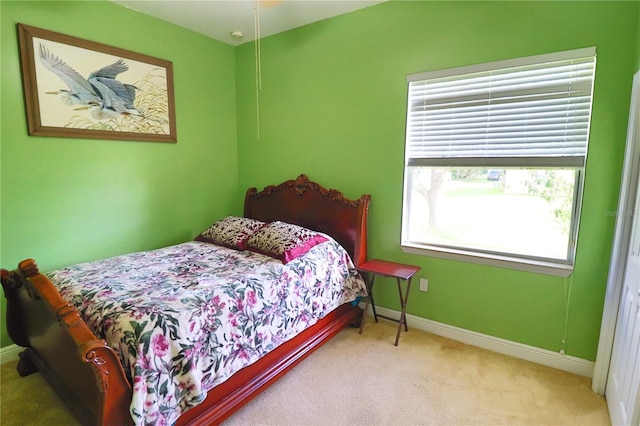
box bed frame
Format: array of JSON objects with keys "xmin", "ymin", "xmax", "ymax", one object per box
[{"xmin": 1, "ymin": 174, "xmax": 370, "ymax": 426}]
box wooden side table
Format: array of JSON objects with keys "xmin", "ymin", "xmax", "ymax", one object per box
[{"xmin": 357, "ymin": 259, "xmax": 421, "ymax": 346}]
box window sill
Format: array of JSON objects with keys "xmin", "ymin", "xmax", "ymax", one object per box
[{"xmin": 401, "ymin": 243, "xmax": 574, "ymax": 277}]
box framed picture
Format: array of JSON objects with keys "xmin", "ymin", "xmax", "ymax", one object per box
[{"xmin": 17, "ymin": 23, "xmax": 177, "ymax": 143}]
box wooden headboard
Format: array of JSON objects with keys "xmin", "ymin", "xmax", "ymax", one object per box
[{"xmin": 244, "ymin": 174, "xmax": 371, "ymax": 267}]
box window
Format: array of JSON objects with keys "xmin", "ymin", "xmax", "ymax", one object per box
[{"xmin": 401, "ymin": 48, "xmax": 596, "ymax": 276}]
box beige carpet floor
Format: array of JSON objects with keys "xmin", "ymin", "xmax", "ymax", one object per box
[{"xmin": 1, "ymin": 320, "xmax": 610, "ymax": 425}]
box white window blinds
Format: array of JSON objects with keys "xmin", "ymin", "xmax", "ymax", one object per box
[{"xmin": 405, "ymin": 48, "xmax": 597, "ymax": 167}]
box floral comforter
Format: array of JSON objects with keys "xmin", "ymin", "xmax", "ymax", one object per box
[{"xmin": 48, "ymin": 238, "xmax": 366, "ymax": 425}]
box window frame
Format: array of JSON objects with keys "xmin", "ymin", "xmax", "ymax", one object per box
[{"xmin": 400, "ymin": 49, "xmax": 596, "ymax": 277}]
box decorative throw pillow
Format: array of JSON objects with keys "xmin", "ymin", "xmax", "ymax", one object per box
[
  {"xmin": 241, "ymin": 221, "xmax": 329, "ymax": 263},
  {"xmin": 195, "ymin": 216, "xmax": 266, "ymax": 249}
]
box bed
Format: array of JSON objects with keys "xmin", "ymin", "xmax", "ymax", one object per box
[{"xmin": 1, "ymin": 174, "xmax": 371, "ymax": 425}]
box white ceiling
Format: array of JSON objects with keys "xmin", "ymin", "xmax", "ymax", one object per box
[{"xmin": 112, "ymin": 0, "xmax": 386, "ymax": 46}]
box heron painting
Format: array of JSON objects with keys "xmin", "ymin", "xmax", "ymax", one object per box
[
  {"xmin": 18, "ymin": 23, "xmax": 176, "ymax": 143},
  {"xmin": 39, "ymin": 45, "xmax": 143, "ymax": 119}
]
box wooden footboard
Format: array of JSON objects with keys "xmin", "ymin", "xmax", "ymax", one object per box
[
  {"xmin": 1, "ymin": 259, "xmax": 133, "ymax": 425},
  {"xmin": 2, "ymin": 258, "xmax": 362, "ymax": 426}
]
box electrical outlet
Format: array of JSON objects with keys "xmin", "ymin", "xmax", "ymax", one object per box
[{"xmin": 419, "ymin": 278, "xmax": 428, "ymax": 292}]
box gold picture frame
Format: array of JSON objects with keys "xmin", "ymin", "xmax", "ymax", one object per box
[{"xmin": 17, "ymin": 23, "xmax": 177, "ymax": 143}]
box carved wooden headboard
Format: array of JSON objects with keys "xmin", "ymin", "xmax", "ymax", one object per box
[{"xmin": 244, "ymin": 174, "xmax": 371, "ymax": 266}]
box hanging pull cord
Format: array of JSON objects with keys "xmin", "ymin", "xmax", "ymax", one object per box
[
  {"xmin": 254, "ymin": 1, "xmax": 262, "ymax": 140},
  {"xmin": 560, "ymin": 274, "xmax": 574, "ymax": 355}
]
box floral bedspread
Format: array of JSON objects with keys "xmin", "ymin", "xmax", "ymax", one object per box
[{"xmin": 48, "ymin": 239, "xmax": 366, "ymax": 425}]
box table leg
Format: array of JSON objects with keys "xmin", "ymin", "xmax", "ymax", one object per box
[
  {"xmin": 369, "ymin": 273, "xmax": 378, "ymax": 322},
  {"xmin": 359, "ymin": 273, "xmax": 378, "ymax": 334},
  {"xmin": 394, "ymin": 277, "xmax": 412, "ymax": 346}
]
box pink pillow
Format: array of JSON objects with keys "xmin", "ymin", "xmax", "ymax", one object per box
[
  {"xmin": 241, "ymin": 221, "xmax": 328, "ymax": 263},
  {"xmin": 195, "ymin": 216, "xmax": 266, "ymax": 249}
]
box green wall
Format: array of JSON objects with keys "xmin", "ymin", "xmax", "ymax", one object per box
[
  {"xmin": 0, "ymin": 1, "xmax": 239, "ymax": 346},
  {"xmin": 637, "ymin": 2, "xmax": 640, "ymax": 70},
  {"xmin": 235, "ymin": 0, "xmax": 639, "ymax": 360},
  {"xmin": 2, "ymin": 0, "xmax": 639, "ymax": 363}
]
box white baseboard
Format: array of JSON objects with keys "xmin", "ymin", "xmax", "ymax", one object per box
[
  {"xmin": 1, "ymin": 344, "xmax": 22, "ymax": 364},
  {"xmin": 365, "ymin": 305, "xmax": 594, "ymax": 378}
]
